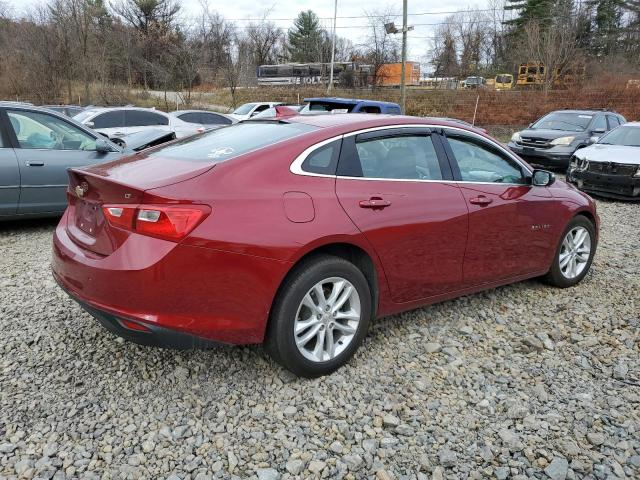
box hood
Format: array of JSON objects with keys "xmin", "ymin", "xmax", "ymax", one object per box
[
  {"xmin": 573, "ymin": 144, "xmax": 640, "ymax": 165},
  {"xmin": 519, "ymin": 128, "xmax": 587, "ymax": 141}
]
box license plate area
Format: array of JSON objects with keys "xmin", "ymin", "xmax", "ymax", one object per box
[{"xmin": 75, "ymin": 199, "xmax": 101, "ymax": 236}]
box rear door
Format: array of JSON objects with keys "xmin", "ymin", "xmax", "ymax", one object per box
[
  {"xmin": 6, "ymin": 108, "xmax": 122, "ymax": 214},
  {"xmin": 441, "ymin": 129, "xmax": 557, "ymax": 285},
  {"xmin": 0, "ymin": 110, "xmax": 20, "ymax": 215},
  {"xmin": 335, "ymin": 127, "xmax": 469, "ymax": 303}
]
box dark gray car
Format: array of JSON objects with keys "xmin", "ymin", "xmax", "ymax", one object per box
[
  {"xmin": 508, "ymin": 109, "xmax": 626, "ymax": 169},
  {"xmin": 0, "ymin": 102, "xmax": 124, "ymax": 220}
]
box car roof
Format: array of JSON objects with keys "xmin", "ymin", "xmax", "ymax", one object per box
[
  {"xmin": 551, "ymin": 109, "xmax": 614, "ymax": 115},
  {"xmin": 283, "ymin": 113, "xmax": 482, "ymax": 135},
  {"xmin": 171, "ymin": 110, "xmax": 228, "ymax": 115},
  {"xmin": 303, "ymin": 97, "xmax": 400, "ymax": 107}
]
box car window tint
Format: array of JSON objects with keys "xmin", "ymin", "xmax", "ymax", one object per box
[
  {"xmin": 360, "ymin": 106, "xmax": 381, "ymax": 114},
  {"xmin": 146, "ymin": 122, "xmax": 316, "ymax": 163},
  {"xmin": 252, "ymin": 105, "xmax": 270, "ymax": 114},
  {"xmin": 301, "ymin": 140, "xmax": 340, "ymax": 175},
  {"xmin": 178, "ymin": 112, "xmax": 202, "ymax": 124},
  {"xmin": 126, "ymin": 110, "xmax": 169, "ymax": 127},
  {"xmin": 201, "ymin": 113, "xmax": 231, "ymax": 125},
  {"xmin": 354, "ymin": 135, "xmax": 443, "ymax": 180},
  {"xmin": 592, "ymin": 115, "xmax": 607, "ymax": 131},
  {"xmin": 7, "ymin": 110, "xmax": 97, "ymax": 151},
  {"xmin": 607, "ymin": 116, "xmax": 620, "ymax": 129},
  {"xmin": 447, "ymin": 136, "xmax": 525, "ymax": 184},
  {"xmin": 92, "ymin": 111, "xmax": 125, "ymax": 129}
]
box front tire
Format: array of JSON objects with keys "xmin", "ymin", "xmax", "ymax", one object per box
[
  {"xmin": 265, "ymin": 255, "xmax": 372, "ymax": 378},
  {"xmin": 543, "ymin": 215, "xmax": 596, "ymax": 288}
]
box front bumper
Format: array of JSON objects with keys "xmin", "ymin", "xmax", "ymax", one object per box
[
  {"xmin": 508, "ymin": 142, "xmax": 574, "ymax": 168},
  {"xmin": 567, "ymin": 168, "xmax": 640, "ymax": 200},
  {"xmin": 52, "ymin": 210, "xmax": 291, "ymax": 345}
]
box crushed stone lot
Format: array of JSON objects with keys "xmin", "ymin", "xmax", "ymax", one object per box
[{"xmin": 0, "ymin": 199, "xmax": 638, "ymax": 480}]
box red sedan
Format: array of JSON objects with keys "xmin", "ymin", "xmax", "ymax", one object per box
[{"xmin": 52, "ymin": 114, "xmax": 599, "ymax": 377}]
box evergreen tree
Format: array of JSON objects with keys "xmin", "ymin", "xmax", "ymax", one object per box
[
  {"xmin": 505, "ymin": 0, "xmax": 557, "ymax": 28},
  {"xmin": 287, "ymin": 10, "xmax": 326, "ymax": 63},
  {"xmin": 588, "ymin": 0, "xmax": 624, "ymax": 56}
]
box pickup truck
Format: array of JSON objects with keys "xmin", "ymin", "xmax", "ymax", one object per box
[{"xmin": 301, "ymin": 97, "xmax": 402, "ymax": 114}]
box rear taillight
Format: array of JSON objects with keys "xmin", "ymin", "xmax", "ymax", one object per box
[{"xmin": 102, "ymin": 204, "xmax": 210, "ymax": 241}]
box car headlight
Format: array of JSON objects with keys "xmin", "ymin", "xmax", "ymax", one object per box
[
  {"xmin": 511, "ymin": 132, "xmax": 522, "ymax": 143},
  {"xmin": 634, "ymin": 166, "xmax": 640, "ymax": 178},
  {"xmin": 550, "ymin": 136, "xmax": 575, "ymax": 146}
]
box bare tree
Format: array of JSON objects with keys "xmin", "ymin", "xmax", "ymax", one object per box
[{"xmin": 361, "ymin": 8, "xmax": 401, "ymax": 86}]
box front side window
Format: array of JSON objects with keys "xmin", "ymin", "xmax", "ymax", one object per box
[
  {"xmin": 591, "ymin": 115, "xmax": 607, "ymax": 131},
  {"xmin": 7, "ymin": 110, "xmax": 97, "ymax": 151},
  {"xmin": 92, "ymin": 111, "xmax": 125, "ymax": 129},
  {"xmin": 353, "ymin": 135, "xmax": 443, "ymax": 180},
  {"xmin": 447, "ymin": 135, "xmax": 526, "ymax": 184},
  {"xmin": 126, "ymin": 110, "xmax": 168, "ymax": 127}
]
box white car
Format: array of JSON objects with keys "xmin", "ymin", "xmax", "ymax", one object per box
[
  {"xmin": 567, "ymin": 122, "xmax": 640, "ymax": 200},
  {"xmin": 228, "ymin": 102, "xmax": 283, "ymax": 121},
  {"xmin": 73, "ymin": 107, "xmax": 201, "ymax": 139}
]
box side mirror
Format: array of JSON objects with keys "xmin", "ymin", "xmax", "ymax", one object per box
[
  {"xmin": 85, "ymin": 121, "xmax": 95, "ymax": 128},
  {"xmin": 532, "ymin": 169, "xmax": 556, "ymax": 187},
  {"xmin": 95, "ymin": 138, "xmax": 113, "ymax": 153}
]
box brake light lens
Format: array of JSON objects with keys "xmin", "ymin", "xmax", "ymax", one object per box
[{"xmin": 102, "ymin": 204, "xmax": 210, "ymax": 241}]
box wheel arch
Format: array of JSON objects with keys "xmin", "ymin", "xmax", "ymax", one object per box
[{"xmin": 262, "ymin": 240, "xmax": 383, "ymax": 342}]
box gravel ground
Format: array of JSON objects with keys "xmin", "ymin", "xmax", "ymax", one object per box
[{"xmin": 0, "ymin": 198, "xmax": 638, "ymax": 480}]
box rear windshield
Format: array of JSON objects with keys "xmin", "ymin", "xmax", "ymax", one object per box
[
  {"xmin": 533, "ymin": 112, "xmax": 593, "ymax": 132},
  {"xmin": 308, "ymin": 102, "xmax": 356, "ymax": 113},
  {"xmin": 146, "ymin": 122, "xmax": 317, "ymax": 162},
  {"xmin": 598, "ymin": 126, "xmax": 640, "ymax": 147}
]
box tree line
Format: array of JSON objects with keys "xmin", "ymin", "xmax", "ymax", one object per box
[
  {"xmin": 430, "ymin": 0, "xmax": 640, "ymax": 89},
  {"xmin": 0, "ymin": 0, "xmax": 402, "ymax": 105}
]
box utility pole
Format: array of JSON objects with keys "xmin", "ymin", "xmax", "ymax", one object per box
[
  {"xmin": 327, "ymin": 0, "xmax": 338, "ymax": 95},
  {"xmin": 400, "ymin": 0, "xmax": 408, "ymax": 114}
]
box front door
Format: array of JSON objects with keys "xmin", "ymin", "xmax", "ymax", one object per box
[
  {"xmin": 6, "ymin": 109, "xmax": 121, "ymax": 214},
  {"xmin": 442, "ymin": 130, "xmax": 557, "ymax": 285},
  {"xmin": 335, "ymin": 128, "xmax": 469, "ymax": 303}
]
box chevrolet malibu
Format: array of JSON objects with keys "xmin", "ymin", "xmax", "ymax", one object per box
[{"xmin": 52, "ymin": 115, "xmax": 599, "ymax": 377}]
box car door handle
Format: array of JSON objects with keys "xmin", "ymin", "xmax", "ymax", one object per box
[
  {"xmin": 469, "ymin": 195, "xmax": 493, "ymax": 206},
  {"xmin": 26, "ymin": 161, "xmax": 45, "ymax": 167},
  {"xmin": 359, "ymin": 197, "xmax": 391, "ymax": 209}
]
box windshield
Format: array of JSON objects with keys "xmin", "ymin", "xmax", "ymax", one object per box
[
  {"xmin": 598, "ymin": 126, "xmax": 640, "ymax": 147},
  {"xmin": 496, "ymin": 75, "xmax": 512, "ymax": 83},
  {"xmin": 232, "ymin": 103, "xmax": 257, "ymax": 115},
  {"xmin": 146, "ymin": 122, "xmax": 317, "ymax": 162},
  {"xmin": 533, "ymin": 112, "xmax": 592, "ymax": 132}
]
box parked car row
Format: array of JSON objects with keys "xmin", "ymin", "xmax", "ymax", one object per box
[{"xmin": 507, "ymin": 109, "xmax": 638, "ymax": 199}]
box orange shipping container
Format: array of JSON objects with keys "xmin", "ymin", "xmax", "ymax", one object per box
[{"xmin": 376, "ymin": 62, "xmax": 421, "ymax": 87}]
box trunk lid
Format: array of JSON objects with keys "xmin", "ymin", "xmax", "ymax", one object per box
[{"xmin": 65, "ymin": 155, "xmax": 213, "ymax": 256}]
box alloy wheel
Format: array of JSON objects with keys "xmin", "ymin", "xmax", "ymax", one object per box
[
  {"xmin": 294, "ymin": 277, "xmax": 361, "ymax": 363},
  {"xmin": 559, "ymin": 226, "xmax": 591, "ymax": 279}
]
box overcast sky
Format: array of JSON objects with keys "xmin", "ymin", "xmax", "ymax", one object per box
[{"xmin": 5, "ymin": 0, "xmax": 488, "ymax": 63}]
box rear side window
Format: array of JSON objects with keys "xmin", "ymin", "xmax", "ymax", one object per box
[
  {"xmin": 147, "ymin": 122, "xmax": 317, "ymax": 163},
  {"xmin": 126, "ymin": 110, "xmax": 168, "ymax": 127},
  {"xmin": 351, "ymin": 135, "xmax": 443, "ymax": 180},
  {"xmin": 92, "ymin": 111, "xmax": 125, "ymax": 129},
  {"xmin": 591, "ymin": 115, "xmax": 607, "ymax": 131},
  {"xmin": 301, "ymin": 140, "xmax": 341, "ymax": 175},
  {"xmin": 359, "ymin": 106, "xmax": 381, "ymax": 114}
]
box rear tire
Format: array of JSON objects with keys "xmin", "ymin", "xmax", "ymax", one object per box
[
  {"xmin": 265, "ymin": 255, "xmax": 372, "ymax": 378},
  {"xmin": 543, "ymin": 215, "xmax": 596, "ymax": 288}
]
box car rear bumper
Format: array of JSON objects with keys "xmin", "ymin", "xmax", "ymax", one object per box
[
  {"xmin": 52, "ymin": 210, "xmax": 291, "ymax": 345},
  {"xmin": 508, "ymin": 143, "xmax": 573, "ymax": 168},
  {"xmin": 567, "ymin": 169, "xmax": 640, "ymax": 200}
]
